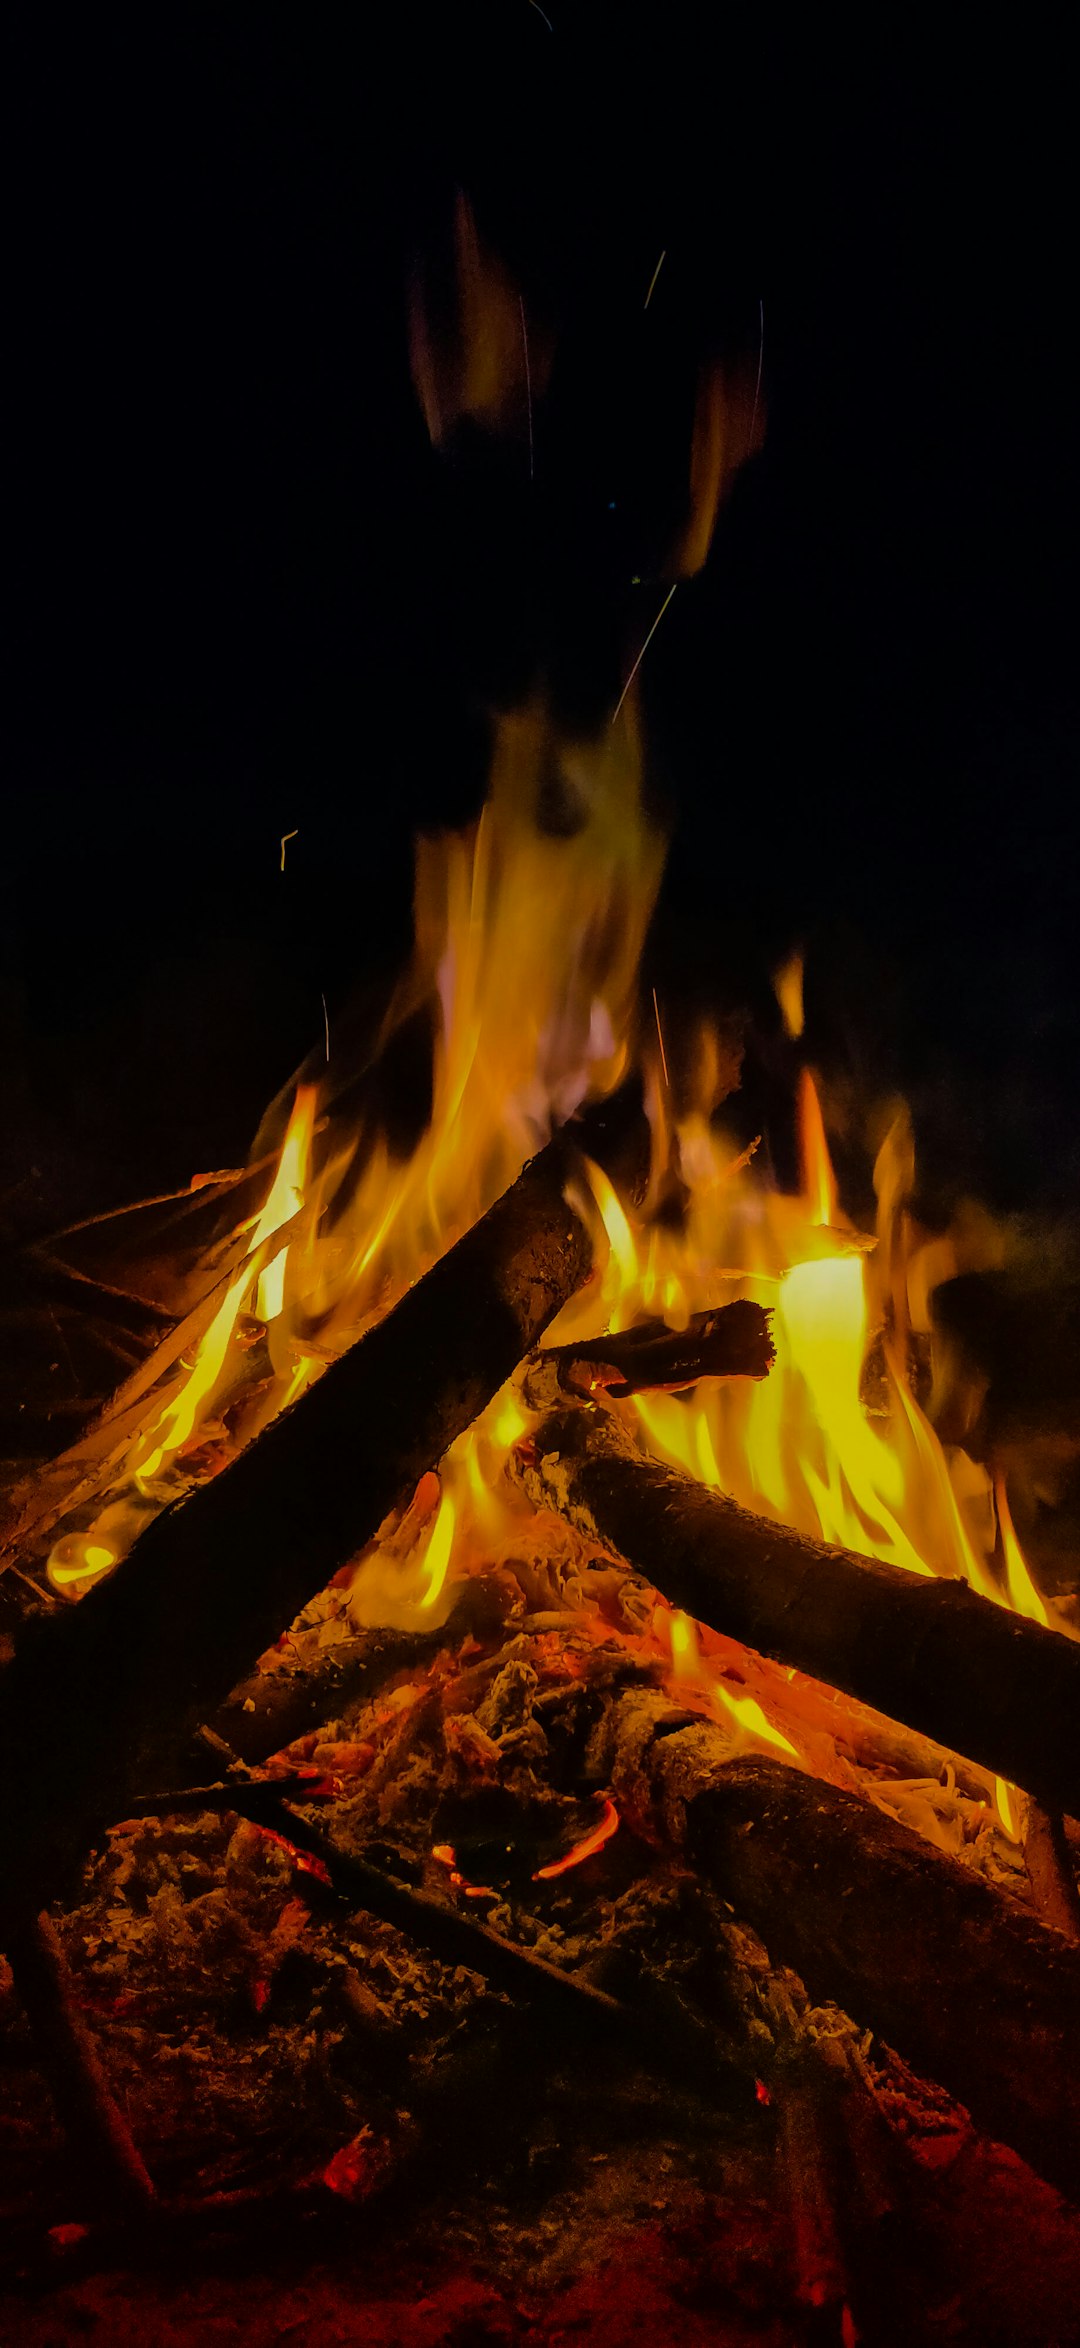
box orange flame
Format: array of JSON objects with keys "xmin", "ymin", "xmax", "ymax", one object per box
[
  {"xmin": 52, "ymin": 731, "xmax": 1053, "ymax": 1745},
  {"xmin": 548, "ymin": 974, "xmax": 1050, "ymax": 1655},
  {"xmin": 409, "ymin": 190, "xmax": 552, "ymax": 452},
  {"xmin": 667, "ymin": 1609, "xmax": 798, "ymax": 1758},
  {"xmin": 534, "ymin": 1798, "xmax": 620, "ymax": 1879},
  {"xmin": 56, "ymin": 709, "xmax": 661, "ymax": 1612}
]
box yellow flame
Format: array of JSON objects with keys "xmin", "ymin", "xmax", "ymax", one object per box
[
  {"xmin": 134, "ymin": 1261, "xmax": 255, "ymax": 1485},
  {"xmin": 996, "ymin": 1477, "xmax": 1049, "ymax": 1626},
  {"xmin": 995, "ymin": 1777, "xmax": 1019, "ymax": 1840},
  {"xmin": 52, "ymin": 714, "xmax": 1053, "ymax": 1722},
  {"xmin": 666, "ymin": 1610, "xmax": 797, "ymax": 1757},
  {"xmin": 47, "ymin": 1537, "xmax": 117, "ymax": 1595},
  {"xmin": 254, "ymin": 1084, "xmax": 317, "ymax": 1322},
  {"xmin": 581, "ymin": 1156, "xmax": 641, "ymax": 1324},
  {"xmin": 715, "ymin": 1684, "xmax": 798, "ymax": 1758},
  {"xmin": 554, "ymin": 1020, "xmax": 1050, "ymax": 1659},
  {"xmin": 492, "ymin": 1390, "xmax": 530, "ymax": 1449},
  {"xmin": 418, "ymin": 1486, "xmax": 457, "ymax": 1612},
  {"xmin": 133, "ymin": 1083, "xmax": 317, "ymax": 1486},
  {"xmin": 797, "ymin": 1068, "xmax": 838, "ymax": 1229},
  {"xmin": 669, "ymin": 1608, "xmax": 700, "ymax": 1676}
]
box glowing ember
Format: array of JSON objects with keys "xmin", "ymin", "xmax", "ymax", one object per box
[
  {"xmin": 533, "ymin": 1798, "xmax": 620, "ymax": 1880},
  {"xmin": 431, "ymin": 1842, "xmax": 497, "ymax": 1898}
]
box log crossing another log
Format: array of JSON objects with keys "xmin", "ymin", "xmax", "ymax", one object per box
[
  {"xmin": 602, "ymin": 1686, "xmax": 1080, "ymax": 2206},
  {"xmin": 518, "ymin": 1400, "xmax": 1080, "ymax": 1817},
  {"xmin": 688, "ymin": 1753, "xmax": 1080, "ymax": 2207},
  {"xmin": 0, "ymin": 1142, "xmax": 593, "ymax": 1917}
]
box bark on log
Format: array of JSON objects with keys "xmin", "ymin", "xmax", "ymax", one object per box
[
  {"xmin": 212, "ymin": 1626, "xmax": 450, "ymax": 1766},
  {"xmin": 597, "ymin": 1686, "xmax": 1080, "ymax": 2202},
  {"xmin": 539, "ymin": 1300, "xmax": 774, "ymax": 1398},
  {"xmin": 211, "ymin": 1567, "xmax": 522, "ymax": 1765},
  {"xmin": 679, "ymin": 1751, "xmax": 1080, "ymax": 2205},
  {"xmin": 0, "ymin": 1142, "xmax": 592, "ymax": 1917},
  {"xmin": 519, "ymin": 1401, "xmax": 1080, "ymax": 1816}
]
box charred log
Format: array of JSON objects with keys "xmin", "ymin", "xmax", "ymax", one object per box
[
  {"xmin": 538, "ymin": 1299, "xmax": 774, "ymax": 1398},
  {"xmin": 519, "ymin": 1400, "xmax": 1080, "ymax": 1816},
  {"xmin": 603, "ymin": 1689, "xmax": 1080, "ymax": 2205},
  {"xmin": 0, "ymin": 1142, "xmax": 592, "ymax": 1917},
  {"xmin": 213, "ymin": 1626, "xmax": 453, "ymax": 1766},
  {"xmin": 688, "ymin": 1757, "xmax": 1080, "ymax": 2206}
]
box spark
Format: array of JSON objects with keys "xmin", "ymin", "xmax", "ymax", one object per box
[
  {"xmin": 321, "ymin": 991, "xmax": 330, "ymax": 1064},
  {"xmin": 643, "ymin": 249, "xmax": 667, "ymax": 310},
  {"xmin": 612, "ymin": 583, "xmax": 677, "ymax": 723},
  {"xmin": 280, "ymin": 829, "xmax": 298, "ymax": 872},
  {"xmin": 519, "ymin": 295, "xmax": 534, "ymax": 480},
  {"xmin": 651, "ymin": 986, "xmax": 670, "ymax": 1088},
  {"xmin": 749, "ymin": 296, "xmax": 764, "ymax": 448}
]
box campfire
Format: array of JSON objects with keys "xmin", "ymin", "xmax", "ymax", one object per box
[{"xmin": 4, "ymin": 694, "xmax": 1080, "ymax": 2341}]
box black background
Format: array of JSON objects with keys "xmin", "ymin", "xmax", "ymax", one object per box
[{"xmin": 4, "ymin": 8, "xmax": 1077, "ymax": 1228}]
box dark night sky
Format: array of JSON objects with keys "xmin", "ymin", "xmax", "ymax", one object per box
[{"xmin": 3, "ymin": 9, "xmax": 1077, "ymax": 1225}]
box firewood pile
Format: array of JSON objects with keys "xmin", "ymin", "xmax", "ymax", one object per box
[{"xmin": 5, "ymin": 1106, "xmax": 1080, "ymax": 2346}]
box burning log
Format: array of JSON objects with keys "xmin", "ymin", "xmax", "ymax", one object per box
[
  {"xmin": 0, "ymin": 1142, "xmax": 592, "ymax": 1916},
  {"xmin": 605, "ymin": 1688, "xmax": 1080, "ymax": 2204},
  {"xmin": 518, "ymin": 1400, "xmax": 1080, "ymax": 1816},
  {"xmin": 213, "ymin": 1624, "xmax": 456, "ymax": 1766},
  {"xmin": 538, "ymin": 1299, "xmax": 774, "ymax": 1398}
]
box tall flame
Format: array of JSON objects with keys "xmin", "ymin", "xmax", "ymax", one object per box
[
  {"xmin": 47, "ymin": 721, "xmax": 1051, "ymax": 1730},
  {"xmin": 550, "ymin": 1014, "xmax": 1050, "ymax": 1660},
  {"xmin": 53, "ymin": 708, "xmax": 662, "ymax": 1611}
]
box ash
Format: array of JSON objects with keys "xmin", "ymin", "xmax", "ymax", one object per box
[{"xmin": 3, "ymin": 1524, "xmax": 1080, "ymax": 2345}]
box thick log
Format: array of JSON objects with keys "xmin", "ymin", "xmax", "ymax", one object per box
[
  {"xmin": 683, "ymin": 1753, "xmax": 1080, "ymax": 2204},
  {"xmin": 0, "ymin": 1141, "xmax": 592, "ymax": 1916},
  {"xmin": 519, "ymin": 1400, "xmax": 1080, "ymax": 1816},
  {"xmin": 598, "ymin": 1686, "xmax": 1080, "ymax": 2202}
]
